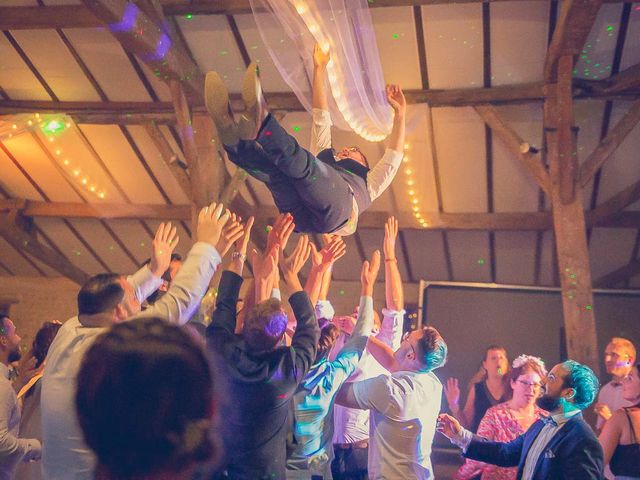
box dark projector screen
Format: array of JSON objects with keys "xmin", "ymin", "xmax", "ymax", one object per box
[{"xmin": 419, "ymin": 282, "xmax": 640, "ymax": 410}]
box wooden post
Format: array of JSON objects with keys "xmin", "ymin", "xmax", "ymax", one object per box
[{"xmin": 544, "ymin": 64, "xmax": 599, "ymax": 374}]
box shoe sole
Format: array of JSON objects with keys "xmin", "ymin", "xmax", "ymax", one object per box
[
  {"xmin": 239, "ymin": 61, "xmax": 261, "ymax": 140},
  {"xmin": 204, "ymin": 71, "xmax": 239, "ymax": 146}
]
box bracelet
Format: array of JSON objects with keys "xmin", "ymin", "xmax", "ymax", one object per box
[
  {"xmin": 231, "ymin": 252, "xmax": 246, "ymax": 262},
  {"xmin": 385, "ymin": 258, "xmax": 397, "ymax": 263}
]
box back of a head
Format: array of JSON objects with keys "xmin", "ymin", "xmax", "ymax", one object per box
[
  {"xmin": 243, "ymin": 298, "xmax": 287, "ymax": 353},
  {"xmin": 562, "ymin": 360, "xmax": 599, "ymax": 411},
  {"xmin": 418, "ymin": 326, "xmax": 448, "ymax": 373},
  {"xmin": 77, "ymin": 274, "xmax": 124, "ymax": 315},
  {"xmin": 316, "ymin": 323, "xmax": 340, "ymax": 363},
  {"xmin": 32, "ymin": 322, "xmax": 62, "ymax": 368},
  {"xmin": 75, "ymin": 317, "xmax": 216, "ymax": 479}
]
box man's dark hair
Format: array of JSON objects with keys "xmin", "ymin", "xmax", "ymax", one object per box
[
  {"xmin": 77, "ymin": 273, "xmax": 124, "ymax": 315},
  {"xmin": 417, "ymin": 326, "xmax": 447, "ymax": 372},
  {"xmin": 243, "ymin": 298, "xmax": 287, "ymax": 352},
  {"xmin": 32, "ymin": 322, "xmax": 62, "ymax": 368},
  {"xmin": 561, "ymin": 360, "xmax": 599, "ymax": 410},
  {"xmin": 76, "ymin": 317, "xmax": 217, "ymax": 478}
]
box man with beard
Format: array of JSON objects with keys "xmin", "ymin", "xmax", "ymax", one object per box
[
  {"xmin": 0, "ymin": 314, "xmax": 41, "ymax": 479},
  {"xmin": 438, "ymin": 360, "xmax": 604, "ymax": 480}
]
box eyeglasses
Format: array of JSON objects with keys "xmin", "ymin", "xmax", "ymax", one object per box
[
  {"xmin": 347, "ymin": 146, "xmax": 362, "ymax": 153},
  {"xmin": 516, "ymin": 380, "xmax": 542, "ymax": 390},
  {"xmin": 402, "ymin": 331, "xmax": 416, "ymax": 357}
]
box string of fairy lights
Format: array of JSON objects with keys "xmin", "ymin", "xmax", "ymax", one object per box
[
  {"xmin": 1, "ymin": 114, "xmax": 107, "ymax": 200},
  {"xmin": 294, "ymin": 2, "xmax": 391, "ymax": 142},
  {"xmin": 402, "ymin": 142, "xmax": 428, "ymax": 228}
]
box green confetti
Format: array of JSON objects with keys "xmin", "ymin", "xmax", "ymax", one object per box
[{"xmin": 185, "ymin": 13, "xmax": 193, "ymax": 19}]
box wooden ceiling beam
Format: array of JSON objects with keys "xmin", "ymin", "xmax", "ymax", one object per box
[
  {"xmin": 0, "ymin": 211, "xmax": 90, "ymax": 285},
  {"xmin": 579, "ymin": 99, "xmax": 640, "ymax": 187},
  {"xmin": 474, "ymin": 104, "xmax": 551, "ymax": 195},
  {"xmin": 80, "ymin": 0, "xmax": 204, "ymax": 102},
  {"xmin": 543, "ymin": 0, "xmax": 603, "ymax": 83},
  {"xmin": 7, "ymin": 198, "xmax": 640, "ymax": 230},
  {"xmin": 2, "ymin": 84, "xmax": 638, "ymax": 124},
  {"xmin": 602, "ymin": 62, "xmax": 640, "ymax": 95},
  {"xmin": 587, "ymin": 178, "xmax": 640, "ymax": 226}
]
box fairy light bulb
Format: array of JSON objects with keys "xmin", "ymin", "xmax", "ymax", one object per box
[{"xmin": 405, "ymin": 169, "xmax": 412, "ymax": 175}]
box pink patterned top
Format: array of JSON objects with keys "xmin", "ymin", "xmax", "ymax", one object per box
[{"xmin": 454, "ymin": 401, "xmax": 547, "ymax": 480}]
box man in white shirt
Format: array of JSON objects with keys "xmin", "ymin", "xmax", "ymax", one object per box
[
  {"xmin": 204, "ymin": 45, "xmax": 406, "ymax": 235},
  {"xmin": 0, "ymin": 314, "xmax": 40, "ymax": 480},
  {"xmin": 335, "ymin": 325, "xmax": 447, "ymax": 480},
  {"xmin": 41, "ymin": 205, "xmax": 239, "ymax": 480},
  {"xmin": 330, "ymin": 216, "xmax": 405, "ymax": 480},
  {"xmin": 594, "ymin": 337, "xmax": 636, "ymax": 430}
]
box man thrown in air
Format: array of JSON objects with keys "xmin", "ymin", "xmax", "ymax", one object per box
[{"xmin": 205, "ymin": 44, "xmax": 406, "ymax": 235}]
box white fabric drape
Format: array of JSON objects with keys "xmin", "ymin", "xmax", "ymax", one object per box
[{"xmin": 249, "ymin": 0, "xmax": 393, "ymax": 141}]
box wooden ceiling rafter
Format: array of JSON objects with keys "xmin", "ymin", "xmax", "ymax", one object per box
[{"xmin": 594, "ymin": 259, "xmax": 640, "ymax": 288}]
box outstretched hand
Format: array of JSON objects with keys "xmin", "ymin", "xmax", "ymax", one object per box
[
  {"xmin": 149, "ymin": 222, "xmax": 179, "ymax": 277},
  {"xmin": 444, "ymin": 378, "xmax": 461, "ymax": 411},
  {"xmin": 386, "ymin": 84, "xmax": 406, "ymax": 115},
  {"xmin": 217, "ymin": 212, "xmax": 245, "ymax": 257},
  {"xmin": 313, "ymin": 43, "xmax": 330, "ymax": 69},
  {"xmin": 437, "ymin": 413, "xmax": 462, "ymax": 440},
  {"xmin": 360, "ymin": 250, "xmax": 381, "ymax": 296},
  {"xmin": 196, "ymin": 203, "xmax": 231, "ymax": 248},
  {"xmin": 310, "ymin": 236, "xmax": 346, "ymax": 272},
  {"xmin": 267, "ymin": 213, "xmax": 295, "ymax": 254},
  {"xmin": 383, "ymin": 216, "xmax": 398, "ymax": 259}
]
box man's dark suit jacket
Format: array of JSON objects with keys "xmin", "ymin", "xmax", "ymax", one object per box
[
  {"xmin": 465, "ymin": 413, "xmax": 604, "ymax": 480},
  {"xmin": 207, "ymin": 271, "xmax": 320, "ymax": 480}
]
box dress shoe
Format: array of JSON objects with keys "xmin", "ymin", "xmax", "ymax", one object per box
[
  {"xmin": 204, "ymin": 71, "xmax": 239, "ymax": 146},
  {"xmin": 238, "ymin": 61, "xmax": 268, "ymax": 140}
]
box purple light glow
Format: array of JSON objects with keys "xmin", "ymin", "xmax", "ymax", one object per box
[{"xmin": 109, "ymin": 3, "xmax": 139, "ymax": 33}]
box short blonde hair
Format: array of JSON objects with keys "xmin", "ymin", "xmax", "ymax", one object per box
[{"xmin": 608, "ymin": 337, "xmax": 636, "ymax": 362}]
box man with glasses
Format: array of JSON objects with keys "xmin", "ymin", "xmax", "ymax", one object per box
[
  {"xmin": 334, "ymin": 326, "xmax": 447, "ymax": 479},
  {"xmin": 438, "ymin": 360, "xmax": 604, "ymax": 480},
  {"xmin": 594, "ymin": 337, "xmax": 636, "ymax": 432},
  {"xmin": 204, "ymin": 44, "xmax": 407, "ymax": 235}
]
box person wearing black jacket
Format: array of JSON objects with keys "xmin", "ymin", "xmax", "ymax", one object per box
[
  {"xmin": 438, "ymin": 360, "xmax": 604, "ymax": 480},
  {"xmin": 207, "ymin": 217, "xmax": 320, "ymax": 480}
]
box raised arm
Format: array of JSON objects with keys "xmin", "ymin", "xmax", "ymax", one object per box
[
  {"xmin": 310, "ymin": 44, "xmax": 332, "ymax": 155},
  {"xmin": 126, "ymin": 222, "xmax": 180, "ymax": 302},
  {"xmin": 305, "ymin": 236, "xmax": 346, "ymax": 305},
  {"xmin": 280, "ymin": 233, "xmax": 318, "ymax": 381},
  {"xmin": 139, "ymin": 203, "xmax": 232, "ymax": 325},
  {"xmin": 599, "ymin": 410, "xmax": 623, "ymax": 467},
  {"xmin": 366, "ymin": 85, "xmax": 407, "ymax": 202},
  {"xmin": 383, "ymin": 216, "xmax": 403, "ymax": 311}
]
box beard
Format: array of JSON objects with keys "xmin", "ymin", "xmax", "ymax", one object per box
[
  {"xmin": 536, "ymin": 394, "xmax": 561, "ymax": 411},
  {"xmin": 7, "ymin": 347, "xmax": 21, "ymax": 363}
]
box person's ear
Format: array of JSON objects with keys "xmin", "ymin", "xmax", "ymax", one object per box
[
  {"xmin": 0, "ymin": 336, "xmax": 6, "ymax": 348},
  {"xmin": 114, "ymin": 304, "xmax": 126, "ymax": 323},
  {"xmin": 564, "ymin": 388, "xmax": 576, "ymax": 401}
]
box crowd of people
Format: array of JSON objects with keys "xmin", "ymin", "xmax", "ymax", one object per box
[
  {"xmin": 0, "ymin": 44, "xmax": 638, "ymax": 480},
  {"xmin": 0, "ymin": 206, "xmax": 638, "ymax": 480}
]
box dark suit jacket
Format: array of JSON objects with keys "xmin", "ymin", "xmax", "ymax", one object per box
[
  {"xmin": 207, "ymin": 271, "xmax": 320, "ymax": 480},
  {"xmin": 465, "ymin": 413, "xmax": 604, "ymax": 480}
]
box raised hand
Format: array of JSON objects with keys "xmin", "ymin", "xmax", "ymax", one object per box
[
  {"xmin": 310, "ymin": 236, "xmax": 347, "ymax": 272},
  {"xmin": 235, "ymin": 215, "xmax": 254, "ymax": 258},
  {"xmin": 444, "ymin": 378, "xmax": 461, "ymax": 411},
  {"xmin": 250, "ymin": 243, "xmax": 280, "ymax": 301},
  {"xmin": 266, "ymin": 213, "xmax": 295, "ymax": 254},
  {"xmin": 14, "ymin": 349, "xmax": 39, "ymax": 392},
  {"xmin": 196, "ymin": 203, "xmax": 231, "ymax": 248},
  {"xmin": 437, "ymin": 413, "xmax": 462, "ymax": 440},
  {"xmin": 386, "ymin": 84, "xmax": 406, "ymax": 115},
  {"xmin": 313, "ymin": 43, "xmax": 330, "ymax": 69},
  {"xmin": 360, "ymin": 250, "xmax": 381, "ymax": 296},
  {"xmin": 281, "ymin": 235, "xmax": 311, "ymax": 280},
  {"xmin": 383, "ymin": 216, "xmax": 398, "ymax": 260},
  {"xmin": 149, "ymin": 222, "xmax": 179, "ymax": 277},
  {"xmin": 216, "ymin": 212, "xmax": 245, "ymax": 257}
]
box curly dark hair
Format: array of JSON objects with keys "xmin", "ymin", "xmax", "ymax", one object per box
[
  {"xmin": 315, "ymin": 323, "xmax": 340, "ymax": 363},
  {"xmin": 32, "ymin": 321, "xmax": 62, "ymax": 368},
  {"xmin": 75, "ymin": 317, "xmax": 217, "ymax": 479}
]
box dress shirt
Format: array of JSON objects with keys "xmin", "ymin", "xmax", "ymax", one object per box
[
  {"xmin": 596, "ymin": 380, "xmax": 634, "ymax": 430},
  {"xmin": 0, "ymin": 363, "xmax": 41, "ymax": 480},
  {"xmin": 332, "ymin": 306, "xmax": 404, "ymax": 444},
  {"xmin": 42, "ymin": 243, "xmax": 221, "ymax": 480},
  {"xmin": 452, "ymin": 408, "xmax": 582, "ymax": 480},
  {"xmin": 310, "ymin": 108, "xmax": 404, "ymax": 236}
]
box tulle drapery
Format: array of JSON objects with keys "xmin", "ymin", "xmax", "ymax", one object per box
[{"xmin": 249, "ymin": 0, "xmax": 393, "ymax": 142}]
